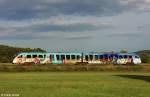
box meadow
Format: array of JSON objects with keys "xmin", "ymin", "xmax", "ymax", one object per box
[{"xmin": 0, "ymin": 72, "xmax": 150, "ymax": 97}]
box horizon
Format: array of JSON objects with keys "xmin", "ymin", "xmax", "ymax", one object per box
[{"xmin": 0, "ymin": 0, "xmax": 150, "ymax": 52}]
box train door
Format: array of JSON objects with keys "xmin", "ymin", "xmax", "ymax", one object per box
[
  {"xmin": 85, "ymin": 55, "xmax": 89, "ymax": 63},
  {"xmin": 56, "ymin": 54, "xmax": 62, "ymax": 64},
  {"xmin": 49, "ymin": 54, "xmax": 54, "ymax": 64},
  {"xmin": 71, "ymin": 54, "xmax": 76, "ymax": 63},
  {"xmin": 32, "ymin": 54, "xmax": 40, "ymax": 64},
  {"xmin": 113, "ymin": 54, "xmax": 118, "ymax": 64},
  {"xmin": 77, "ymin": 55, "xmax": 81, "ymax": 63},
  {"xmin": 94, "ymin": 55, "xmax": 100, "ymax": 64},
  {"xmin": 88, "ymin": 55, "xmax": 93, "ymax": 64},
  {"xmin": 61, "ymin": 54, "xmax": 65, "ymax": 64},
  {"xmin": 38, "ymin": 54, "xmax": 45, "ymax": 64},
  {"xmin": 117, "ymin": 55, "xmax": 126, "ymax": 64},
  {"xmin": 99, "ymin": 55, "xmax": 104, "ymax": 64},
  {"xmin": 25, "ymin": 54, "xmax": 32, "ymax": 63},
  {"xmin": 66, "ymin": 54, "xmax": 71, "ymax": 63}
]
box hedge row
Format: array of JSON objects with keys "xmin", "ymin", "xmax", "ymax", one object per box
[{"xmin": 0, "ymin": 64, "xmax": 150, "ymax": 72}]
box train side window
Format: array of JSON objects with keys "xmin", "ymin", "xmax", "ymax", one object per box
[
  {"xmin": 99, "ymin": 55, "xmax": 103, "ymax": 59},
  {"xmin": 56, "ymin": 55, "xmax": 60, "ymax": 60},
  {"xmin": 104, "ymin": 55, "xmax": 108, "ymax": 59},
  {"xmin": 66, "ymin": 55, "xmax": 70, "ymax": 60},
  {"xmin": 77, "ymin": 55, "xmax": 80, "ymax": 60},
  {"xmin": 95, "ymin": 55, "xmax": 98, "ymax": 60},
  {"xmin": 18, "ymin": 55, "xmax": 23, "ymax": 58},
  {"xmin": 119, "ymin": 55, "xmax": 123, "ymax": 59},
  {"xmin": 129, "ymin": 56, "xmax": 132, "ymax": 58},
  {"xmin": 110, "ymin": 55, "xmax": 113, "ymax": 58},
  {"xmin": 39, "ymin": 55, "xmax": 43, "ymax": 58},
  {"xmin": 27, "ymin": 55, "xmax": 31, "ymax": 58},
  {"xmin": 85, "ymin": 55, "xmax": 88, "ymax": 61},
  {"xmin": 89, "ymin": 55, "xmax": 93, "ymax": 61},
  {"xmin": 109, "ymin": 56, "xmax": 113, "ymax": 60},
  {"xmin": 71, "ymin": 55, "xmax": 75, "ymax": 60},
  {"xmin": 44, "ymin": 55, "xmax": 46, "ymax": 58},
  {"xmin": 124, "ymin": 55, "xmax": 128, "ymax": 59},
  {"xmin": 114, "ymin": 55, "xmax": 118, "ymax": 59},
  {"xmin": 32, "ymin": 55, "xmax": 37, "ymax": 58}
]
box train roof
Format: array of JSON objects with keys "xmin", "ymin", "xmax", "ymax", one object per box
[{"xmin": 17, "ymin": 52, "xmax": 139, "ymax": 56}]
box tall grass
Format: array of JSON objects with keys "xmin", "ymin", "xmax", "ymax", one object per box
[{"xmin": 0, "ymin": 63, "xmax": 150, "ymax": 72}]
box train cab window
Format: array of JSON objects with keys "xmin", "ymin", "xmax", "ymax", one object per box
[
  {"xmin": 56, "ymin": 55, "xmax": 60, "ymax": 60},
  {"xmin": 99, "ymin": 55, "xmax": 103, "ymax": 59},
  {"xmin": 27, "ymin": 55, "xmax": 31, "ymax": 58},
  {"xmin": 71, "ymin": 55, "xmax": 75, "ymax": 60},
  {"xmin": 124, "ymin": 55, "xmax": 128, "ymax": 59},
  {"xmin": 85, "ymin": 55, "xmax": 88, "ymax": 61},
  {"xmin": 32, "ymin": 55, "xmax": 37, "ymax": 58},
  {"xmin": 77, "ymin": 55, "xmax": 80, "ymax": 60},
  {"xmin": 17, "ymin": 55, "xmax": 23, "ymax": 58},
  {"xmin": 66, "ymin": 55, "xmax": 70, "ymax": 60},
  {"xmin": 119, "ymin": 55, "xmax": 123, "ymax": 59},
  {"xmin": 39, "ymin": 55, "xmax": 44, "ymax": 58},
  {"xmin": 89, "ymin": 55, "xmax": 93, "ymax": 61},
  {"xmin": 135, "ymin": 56, "xmax": 139, "ymax": 58},
  {"xmin": 44, "ymin": 55, "xmax": 46, "ymax": 58},
  {"xmin": 95, "ymin": 55, "xmax": 98, "ymax": 60}
]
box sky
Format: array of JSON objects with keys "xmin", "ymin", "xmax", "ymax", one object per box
[{"xmin": 0, "ymin": 0, "xmax": 150, "ymax": 52}]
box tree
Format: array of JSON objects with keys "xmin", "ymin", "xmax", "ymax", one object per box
[{"xmin": 120, "ymin": 50, "xmax": 128, "ymax": 53}]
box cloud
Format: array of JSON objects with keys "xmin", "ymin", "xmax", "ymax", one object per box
[
  {"xmin": 0, "ymin": 0, "xmax": 132, "ymax": 20},
  {"xmin": 118, "ymin": 0, "xmax": 150, "ymax": 11},
  {"xmin": 0, "ymin": 0, "xmax": 150, "ymax": 51},
  {"xmin": 0, "ymin": 0, "xmax": 150, "ymax": 21},
  {"xmin": 0, "ymin": 16, "xmax": 114, "ymax": 40}
]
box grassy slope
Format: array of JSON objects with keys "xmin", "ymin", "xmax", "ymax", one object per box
[{"xmin": 0, "ymin": 72, "xmax": 149, "ymax": 97}]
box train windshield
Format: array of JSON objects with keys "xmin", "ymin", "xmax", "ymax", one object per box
[{"xmin": 135, "ymin": 56, "xmax": 140, "ymax": 58}]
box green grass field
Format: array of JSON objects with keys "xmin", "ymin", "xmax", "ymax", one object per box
[{"xmin": 0, "ymin": 72, "xmax": 150, "ymax": 97}]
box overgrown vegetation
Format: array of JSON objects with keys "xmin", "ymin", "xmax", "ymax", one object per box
[
  {"xmin": 136, "ymin": 50, "xmax": 150, "ymax": 63},
  {"xmin": 0, "ymin": 45, "xmax": 46, "ymax": 63},
  {"xmin": 0, "ymin": 63, "xmax": 150, "ymax": 72}
]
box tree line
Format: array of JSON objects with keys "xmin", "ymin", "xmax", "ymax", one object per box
[{"xmin": 0, "ymin": 45, "xmax": 46, "ymax": 63}]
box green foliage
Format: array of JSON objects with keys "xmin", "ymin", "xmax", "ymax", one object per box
[
  {"xmin": 0, "ymin": 45, "xmax": 46, "ymax": 63},
  {"xmin": 140, "ymin": 55, "xmax": 150, "ymax": 63},
  {"xmin": 120, "ymin": 50, "xmax": 128, "ymax": 53},
  {"xmin": 136, "ymin": 50, "xmax": 150, "ymax": 63}
]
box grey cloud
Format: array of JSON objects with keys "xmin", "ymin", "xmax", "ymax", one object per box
[
  {"xmin": 108, "ymin": 32, "xmax": 150, "ymax": 38},
  {"xmin": 0, "ymin": 0, "xmax": 128, "ymax": 20},
  {"xmin": 0, "ymin": 0, "xmax": 150, "ymax": 20}
]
